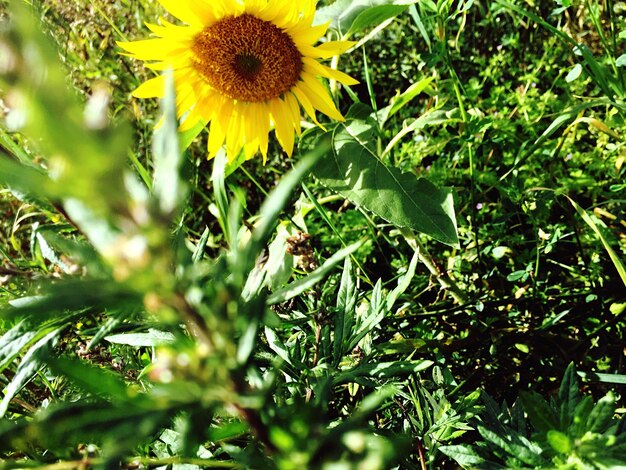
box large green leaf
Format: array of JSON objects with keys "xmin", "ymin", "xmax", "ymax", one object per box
[
  {"xmin": 313, "ymin": 120, "xmax": 458, "ymax": 245},
  {"xmin": 439, "ymin": 445, "xmax": 485, "ymax": 467},
  {"xmin": 315, "ymin": 0, "xmax": 418, "ymax": 37}
]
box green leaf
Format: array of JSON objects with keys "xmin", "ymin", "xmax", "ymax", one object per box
[
  {"xmin": 352, "ymin": 384, "xmax": 398, "ymax": 418},
  {"xmin": 383, "ymin": 108, "xmax": 459, "ymax": 158},
  {"xmin": 264, "ymin": 326, "xmax": 294, "ymax": 367},
  {"xmin": 332, "ymin": 359, "xmax": 433, "ymax": 385},
  {"xmin": 0, "ymin": 320, "xmax": 44, "ymax": 373},
  {"xmin": 313, "ymin": 120, "xmax": 458, "ymax": 245},
  {"xmin": 47, "ymin": 357, "xmax": 135, "ymax": 402},
  {"xmin": 61, "ymin": 199, "xmax": 122, "ymax": 255},
  {"xmin": 519, "ymin": 391, "xmax": 559, "ymax": 433},
  {"xmin": 378, "ymin": 77, "xmax": 434, "ymax": 125},
  {"xmin": 566, "ymin": 63, "xmax": 583, "ymax": 82},
  {"xmin": 333, "ymin": 258, "xmax": 357, "ymax": 364},
  {"xmin": 237, "ymin": 315, "xmax": 260, "ymax": 366},
  {"xmin": 3, "ymin": 279, "xmax": 141, "ymax": 322},
  {"xmin": 565, "ymin": 195, "xmax": 626, "ymax": 287},
  {"xmin": 239, "ymin": 143, "xmax": 326, "ymax": 277},
  {"xmin": 477, "ymin": 425, "xmax": 544, "ymax": 467},
  {"xmin": 0, "ymin": 127, "xmax": 38, "ymax": 167},
  {"xmin": 439, "ymin": 445, "xmax": 485, "ymax": 467},
  {"xmin": 0, "ymin": 156, "xmax": 58, "ymax": 200},
  {"xmin": 211, "ymin": 149, "xmax": 232, "ymax": 244},
  {"xmin": 207, "ymin": 420, "xmax": 248, "ymax": 443},
  {"xmin": 0, "ymin": 400, "xmax": 175, "ymax": 457},
  {"xmin": 32, "ymin": 228, "xmax": 106, "ymax": 275},
  {"xmin": 577, "ymin": 370, "xmax": 626, "ymax": 384},
  {"xmin": 179, "ymin": 119, "xmax": 207, "ymax": 151},
  {"xmin": 247, "ymin": 222, "xmax": 296, "ymax": 294},
  {"xmin": 315, "ymin": 0, "xmax": 418, "ymax": 36},
  {"xmin": 558, "ymin": 362, "xmax": 581, "ymax": 429},
  {"xmin": 571, "ymin": 396, "xmax": 594, "ymax": 438},
  {"xmin": 347, "ymin": 279, "xmax": 386, "ymax": 351},
  {"xmin": 192, "ymin": 227, "xmax": 211, "ymax": 264},
  {"xmin": 547, "ymin": 430, "xmax": 571, "ymax": 454},
  {"xmin": 587, "ymin": 392, "xmax": 616, "ymax": 433},
  {"xmin": 87, "ymin": 314, "xmax": 129, "ymax": 350},
  {"xmin": 266, "ymin": 238, "xmax": 364, "ymax": 305},
  {"xmin": 0, "ymin": 313, "xmax": 89, "ymax": 372},
  {"xmin": 33, "ymin": 225, "xmax": 72, "ymax": 273},
  {"xmin": 385, "ymin": 249, "xmax": 419, "ymax": 311},
  {"xmin": 0, "ymin": 328, "xmax": 59, "ymax": 417},
  {"xmin": 346, "ymin": 2, "xmax": 418, "ymax": 37}
]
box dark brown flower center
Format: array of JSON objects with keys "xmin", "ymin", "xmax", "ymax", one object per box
[{"xmin": 192, "ymin": 14, "xmax": 303, "ymax": 102}]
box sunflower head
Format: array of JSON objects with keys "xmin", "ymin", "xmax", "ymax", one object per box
[{"xmin": 119, "ymin": 0, "xmax": 357, "ymax": 163}]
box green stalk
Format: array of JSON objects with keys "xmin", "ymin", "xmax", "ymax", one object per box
[{"xmin": 401, "ymin": 228, "xmax": 467, "ymax": 304}]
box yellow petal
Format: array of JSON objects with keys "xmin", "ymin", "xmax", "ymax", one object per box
[
  {"xmin": 117, "ymin": 39, "xmax": 184, "ymax": 61},
  {"xmin": 208, "ymin": 120, "xmax": 226, "ymax": 158},
  {"xmin": 298, "ymin": 74, "xmax": 344, "ymax": 121},
  {"xmin": 317, "ymin": 40, "xmax": 357, "ymax": 55},
  {"xmin": 270, "ymin": 98, "xmax": 295, "ymax": 157},
  {"xmin": 244, "ymin": 139, "xmax": 260, "ymax": 161},
  {"xmin": 291, "ymin": 86, "xmax": 323, "ymax": 128},
  {"xmin": 240, "ymin": 102, "xmax": 269, "ymax": 161},
  {"xmin": 176, "ymin": 87, "xmax": 198, "ymax": 118},
  {"xmin": 179, "ymin": 90, "xmax": 213, "ymax": 131},
  {"xmin": 298, "ymin": 40, "xmax": 356, "ymax": 59},
  {"xmin": 284, "ymin": 93, "xmax": 303, "ymax": 136},
  {"xmin": 132, "ymin": 75, "xmax": 166, "ymax": 98},
  {"xmin": 259, "ymin": 1, "xmax": 296, "ymax": 26},
  {"xmin": 302, "ymin": 57, "xmax": 359, "ymax": 85},
  {"xmin": 207, "ymin": 96, "xmax": 233, "ymax": 157},
  {"xmin": 321, "ymin": 66, "xmax": 359, "ymax": 86},
  {"xmin": 243, "ymin": 104, "xmax": 260, "ymax": 152},
  {"xmin": 221, "ymin": 0, "xmax": 245, "ymax": 16},
  {"xmin": 243, "ymin": 0, "xmax": 267, "ymax": 16},
  {"xmin": 179, "ymin": 108, "xmax": 201, "ymax": 132},
  {"xmin": 288, "ymin": 21, "xmax": 328, "ymax": 45},
  {"xmin": 157, "ymin": 0, "xmax": 203, "ymax": 26},
  {"xmin": 145, "ymin": 55, "xmax": 192, "ymax": 70},
  {"xmin": 226, "ymin": 105, "xmax": 245, "ymax": 160},
  {"xmin": 256, "ymin": 102, "xmax": 270, "ymax": 160},
  {"xmin": 145, "ymin": 20, "xmax": 195, "ymax": 40}
]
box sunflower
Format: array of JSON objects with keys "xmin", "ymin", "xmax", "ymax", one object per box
[{"xmin": 119, "ymin": 0, "xmax": 357, "ymax": 162}]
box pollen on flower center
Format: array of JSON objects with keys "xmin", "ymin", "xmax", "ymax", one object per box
[{"xmin": 192, "ymin": 14, "xmax": 303, "ymax": 102}]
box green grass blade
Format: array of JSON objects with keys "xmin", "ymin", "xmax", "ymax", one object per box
[{"xmin": 566, "ymin": 195, "xmax": 626, "ymax": 287}]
